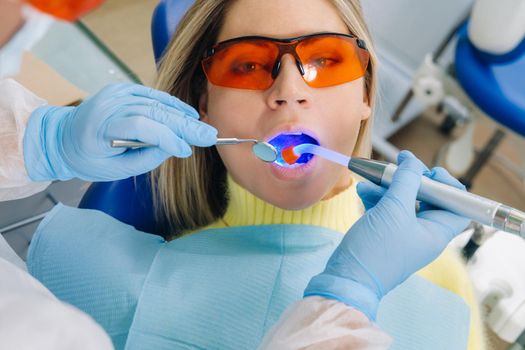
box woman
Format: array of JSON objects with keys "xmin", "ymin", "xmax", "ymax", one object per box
[{"xmin": 28, "ymin": 0, "xmax": 484, "ymax": 348}]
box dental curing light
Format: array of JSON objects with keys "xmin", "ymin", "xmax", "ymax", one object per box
[{"xmin": 284, "ymin": 143, "xmax": 525, "ymax": 238}]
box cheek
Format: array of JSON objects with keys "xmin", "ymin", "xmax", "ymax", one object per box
[
  {"xmin": 205, "ymin": 86, "xmax": 262, "ymax": 136},
  {"xmin": 321, "ymin": 85, "xmax": 367, "ymax": 153},
  {"xmin": 205, "ymin": 86, "xmax": 267, "ymax": 182}
]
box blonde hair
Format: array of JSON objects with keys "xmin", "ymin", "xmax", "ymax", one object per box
[{"xmin": 152, "ymin": 0, "xmax": 378, "ymax": 238}]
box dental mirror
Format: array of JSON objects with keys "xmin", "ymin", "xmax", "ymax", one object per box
[
  {"xmin": 110, "ymin": 138, "xmax": 278, "ymax": 163},
  {"xmin": 251, "ymin": 142, "xmax": 278, "ymax": 162},
  {"xmin": 214, "ymin": 138, "xmax": 277, "ymax": 162}
]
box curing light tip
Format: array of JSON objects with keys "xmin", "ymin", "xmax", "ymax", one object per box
[{"xmin": 282, "ymin": 146, "xmax": 300, "ymax": 165}]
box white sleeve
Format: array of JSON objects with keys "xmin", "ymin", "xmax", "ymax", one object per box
[
  {"xmin": 258, "ymin": 296, "xmax": 392, "ymax": 350},
  {"xmin": 0, "ymin": 78, "xmax": 51, "ymax": 201},
  {"xmin": 0, "ymin": 231, "xmax": 26, "ymax": 271},
  {"xmin": 0, "ymin": 256, "xmax": 114, "ymax": 350}
]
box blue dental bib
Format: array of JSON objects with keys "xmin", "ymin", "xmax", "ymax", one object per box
[{"xmin": 28, "ymin": 204, "xmax": 469, "ymax": 350}]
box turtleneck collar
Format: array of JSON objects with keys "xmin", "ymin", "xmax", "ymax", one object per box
[{"xmin": 206, "ymin": 175, "xmax": 363, "ymax": 234}]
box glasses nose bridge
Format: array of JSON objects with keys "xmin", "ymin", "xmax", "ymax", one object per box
[{"xmin": 272, "ymin": 41, "xmax": 305, "ymax": 79}]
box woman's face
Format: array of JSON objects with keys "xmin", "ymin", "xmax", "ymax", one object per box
[{"xmin": 200, "ymin": 0, "xmax": 371, "ymax": 210}]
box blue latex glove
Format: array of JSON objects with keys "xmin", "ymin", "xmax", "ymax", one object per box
[
  {"xmin": 23, "ymin": 83, "xmax": 217, "ymax": 181},
  {"xmin": 304, "ymin": 151, "xmax": 470, "ymax": 321}
]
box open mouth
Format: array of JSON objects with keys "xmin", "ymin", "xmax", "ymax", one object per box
[{"xmin": 268, "ymin": 132, "xmax": 320, "ymax": 167}]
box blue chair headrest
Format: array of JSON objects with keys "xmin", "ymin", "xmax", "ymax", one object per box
[
  {"xmin": 78, "ymin": 174, "xmax": 160, "ymax": 234},
  {"xmin": 151, "ymin": 0, "xmax": 194, "ymax": 63},
  {"xmin": 455, "ymin": 25, "xmax": 525, "ymax": 136}
]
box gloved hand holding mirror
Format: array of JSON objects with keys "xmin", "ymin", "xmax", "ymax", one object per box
[{"xmin": 23, "ymin": 83, "xmax": 217, "ymax": 181}]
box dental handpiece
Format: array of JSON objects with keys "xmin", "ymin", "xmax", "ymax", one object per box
[{"xmin": 291, "ymin": 144, "xmax": 525, "ymax": 238}]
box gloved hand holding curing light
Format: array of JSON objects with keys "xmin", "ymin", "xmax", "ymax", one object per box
[
  {"xmin": 304, "ymin": 151, "xmax": 471, "ymax": 321},
  {"xmin": 23, "ymin": 83, "xmax": 217, "ymax": 181}
]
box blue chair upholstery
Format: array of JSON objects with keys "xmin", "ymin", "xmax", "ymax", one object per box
[
  {"xmin": 151, "ymin": 0, "xmax": 194, "ymax": 63},
  {"xmin": 79, "ymin": 0, "xmax": 194, "ymax": 233},
  {"xmin": 455, "ymin": 25, "xmax": 525, "ymax": 136},
  {"xmin": 78, "ymin": 174, "xmax": 158, "ymax": 234}
]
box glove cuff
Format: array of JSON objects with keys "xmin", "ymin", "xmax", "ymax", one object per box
[
  {"xmin": 24, "ymin": 105, "xmax": 76, "ymax": 181},
  {"xmin": 304, "ymin": 273, "xmax": 380, "ymax": 321}
]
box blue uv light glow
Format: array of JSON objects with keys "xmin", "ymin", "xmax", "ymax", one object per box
[{"xmin": 268, "ymin": 133, "xmax": 319, "ymax": 166}]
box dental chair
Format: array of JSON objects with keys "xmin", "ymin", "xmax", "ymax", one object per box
[
  {"xmin": 408, "ymin": 0, "xmax": 525, "ymax": 189},
  {"xmin": 445, "ymin": 0, "xmax": 525, "ymax": 189}
]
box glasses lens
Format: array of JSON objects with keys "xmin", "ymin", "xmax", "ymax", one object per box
[
  {"xmin": 297, "ymin": 35, "xmax": 369, "ymax": 88},
  {"xmin": 26, "ymin": 0, "xmax": 105, "ymax": 21},
  {"xmin": 202, "ymin": 41, "xmax": 279, "ymax": 90}
]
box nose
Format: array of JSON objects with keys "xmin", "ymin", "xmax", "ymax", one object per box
[{"xmin": 266, "ymin": 54, "xmax": 312, "ymax": 109}]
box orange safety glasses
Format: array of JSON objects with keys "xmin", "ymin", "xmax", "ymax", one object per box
[
  {"xmin": 25, "ymin": 0, "xmax": 105, "ymax": 21},
  {"xmin": 201, "ymin": 32, "xmax": 370, "ymax": 90}
]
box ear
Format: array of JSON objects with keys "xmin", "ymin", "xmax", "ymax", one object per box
[
  {"xmin": 198, "ymin": 91, "xmax": 209, "ymax": 122},
  {"xmin": 361, "ymin": 88, "xmax": 372, "ymax": 121}
]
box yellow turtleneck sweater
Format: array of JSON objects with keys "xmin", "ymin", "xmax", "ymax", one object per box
[{"xmin": 204, "ymin": 176, "xmax": 485, "ymax": 350}]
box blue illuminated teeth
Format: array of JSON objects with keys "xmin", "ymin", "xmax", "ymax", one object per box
[{"xmin": 268, "ymin": 132, "xmax": 319, "ymax": 167}]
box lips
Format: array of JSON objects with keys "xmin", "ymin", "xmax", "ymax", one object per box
[{"xmin": 267, "ymin": 132, "xmax": 320, "ymax": 167}]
